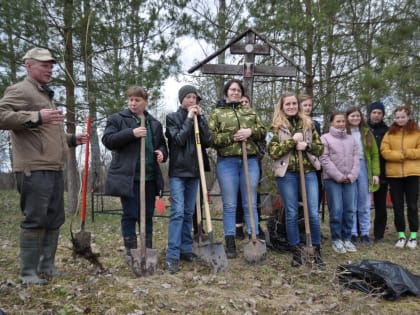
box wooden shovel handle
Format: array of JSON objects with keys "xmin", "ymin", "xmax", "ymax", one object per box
[
  {"xmin": 193, "ymin": 115, "xmax": 214, "ymax": 241},
  {"xmin": 195, "ymin": 188, "xmax": 204, "ymax": 242},
  {"xmin": 241, "ymin": 141, "xmax": 257, "ymax": 242},
  {"xmin": 139, "ymin": 117, "xmax": 146, "ymax": 259},
  {"xmin": 297, "ymin": 150, "xmax": 312, "ymax": 246}
]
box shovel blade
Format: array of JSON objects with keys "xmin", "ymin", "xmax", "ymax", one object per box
[
  {"xmin": 130, "ymin": 248, "xmax": 158, "ymax": 277},
  {"xmin": 243, "ymin": 239, "xmax": 267, "ymax": 264},
  {"xmin": 73, "ymin": 230, "xmax": 92, "ymax": 253},
  {"xmin": 192, "ymin": 233, "xmax": 210, "ymax": 245},
  {"xmin": 193, "ymin": 242, "xmax": 228, "ymax": 273},
  {"xmin": 300, "ymin": 246, "xmax": 316, "ymax": 266}
]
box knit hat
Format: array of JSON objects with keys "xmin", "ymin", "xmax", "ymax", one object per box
[
  {"xmin": 23, "ymin": 48, "xmax": 56, "ymax": 63},
  {"xmin": 369, "ymin": 101, "xmax": 385, "ymax": 115},
  {"xmin": 178, "ymin": 85, "xmax": 201, "ymax": 103}
]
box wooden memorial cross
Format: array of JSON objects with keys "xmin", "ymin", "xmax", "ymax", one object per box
[{"xmin": 188, "ymin": 28, "xmax": 302, "ymax": 102}]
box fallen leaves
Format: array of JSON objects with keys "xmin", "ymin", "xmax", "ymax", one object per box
[{"xmin": 1, "ymin": 190, "xmax": 420, "ymax": 314}]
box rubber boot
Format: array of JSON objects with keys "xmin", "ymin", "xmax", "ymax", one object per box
[
  {"xmin": 38, "ymin": 229, "xmax": 67, "ymax": 278},
  {"xmin": 314, "ymin": 245, "xmax": 325, "ymax": 269},
  {"xmin": 291, "ymin": 246, "xmax": 302, "ymax": 267},
  {"xmin": 19, "ymin": 228, "xmax": 47, "ymax": 285},
  {"xmin": 225, "ymin": 235, "xmax": 237, "ymax": 259},
  {"xmin": 123, "ymin": 236, "xmax": 137, "ymax": 267}
]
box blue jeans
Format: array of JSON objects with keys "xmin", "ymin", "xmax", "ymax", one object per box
[
  {"xmin": 216, "ymin": 156, "xmax": 260, "ymax": 237},
  {"xmin": 166, "ymin": 176, "xmax": 199, "ymax": 261},
  {"xmin": 324, "ymin": 179, "xmax": 356, "ymax": 242},
  {"xmin": 120, "ymin": 180, "xmax": 156, "ymax": 238},
  {"xmin": 352, "ymin": 159, "xmax": 371, "ymax": 236},
  {"xmin": 276, "ymin": 171, "xmax": 321, "ymax": 246}
]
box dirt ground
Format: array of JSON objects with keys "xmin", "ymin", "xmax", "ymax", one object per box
[{"xmin": 0, "ymin": 191, "xmax": 419, "ymax": 315}]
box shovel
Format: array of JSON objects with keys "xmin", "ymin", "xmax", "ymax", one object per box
[
  {"xmin": 73, "ymin": 116, "xmax": 92, "ymax": 252},
  {"xmin": 131, "ymin": 116, "xmax": 158, "ymax": 277},
  {"xmin": 242, "ymin": 141, "xmax": 267, "ymax": 264},
  {"xmin": 297, "ymin": 150, "xmax": 315, "ymax": 265},
  {"xmin": 192, "ymin": 188, "xmax": 209, "ymax": 245},
  {"xmin": 71, "ymin": 116, "xmax": 103, "ymax": 270},
  {"xmin": 192, "ymin": 115, "xmax": 228, "ymax": 273}
]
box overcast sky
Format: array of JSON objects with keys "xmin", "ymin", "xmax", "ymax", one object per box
[{"xmin": 161, "ymin": 36, "xmax": 210, "ymax": 112}]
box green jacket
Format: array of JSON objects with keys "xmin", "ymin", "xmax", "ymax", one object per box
[
  {"xmin": 208, "ymin": 103, "xmax": 266, "ymax": 157},
  {"xmin": 361, "ymin": 127, "xmax": 380, "ymax": 192}
]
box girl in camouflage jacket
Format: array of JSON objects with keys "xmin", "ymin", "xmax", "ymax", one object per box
[
  {"xmin": 267, "ymin": 91, "xmax": 324, "ymax": 267},
  {"xmin": 208, "ymin": 79, "xmax": 266, "ymax": 258}
]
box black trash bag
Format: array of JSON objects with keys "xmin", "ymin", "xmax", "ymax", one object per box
[
  {"xmin": 266, "ymin": 206, "xmax": 305, "ymax": 252},
  {"xmin": 337, "ymin": 259, "xmax": 420, "ymax": 301}
]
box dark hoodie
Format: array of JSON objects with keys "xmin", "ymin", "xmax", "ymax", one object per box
[{"xmin": 368, "ymin": 119, "xmax": 389, "ymax": 182}]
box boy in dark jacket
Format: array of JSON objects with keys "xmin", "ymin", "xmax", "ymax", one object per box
[
  {"xmin": 367, "ymin": 101, "xmax": 389, "ymax": 242},
  {"xmin": 164, "ymin": 85, "xmax": 212, "ymax": 274}
]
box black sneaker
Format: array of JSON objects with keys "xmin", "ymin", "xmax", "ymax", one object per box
[
  {"xmin": 165, "ymin": 259, "xmax": 179, "ymax": 274},
  {"xmin": 180, "ymin": 252, "xmax": 198, "ymax": 262},
  {"xmin": 374, "ymin": 237, "xmax": 384, "ymax": 244},
  {"xmin": 314, "ymin": 246, "xmax": 326, "ymax": 269},
  {"xmin": 257, "ymin": 226, "xmax": 266, "ymax": 240},
  {"xmin": 235, "ymin": 226, "xmax": 245, "ymax": 240},
  {"xmin": 350, "ymin": 235, "xmax": 359, "ymax": 246},
  {"xmin": 291, "ymin": 247, "xmax": 302, "ymax": 267},
  {"xmin": 360, "ymin": 235, "xmax": 372, "ymax": 246},
  {"xmin": 225, "ymin": 235, "xmax": 237, "ymax": 259}
]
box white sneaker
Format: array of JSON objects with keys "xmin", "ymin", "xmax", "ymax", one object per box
[
  {"xmin": 395, "ymin": 238, "xmax": 406, "ymax": 248},
  {"xmin": 332, "ymin": 240, "xmax": 346, "ymax": 253},
  {"xmin": 343, "ymin": 241, "xmax": 357, "ymax": 252},
  {"xmin": 406, "ymin": 239, "xmax": 417, "ymax": 250}
]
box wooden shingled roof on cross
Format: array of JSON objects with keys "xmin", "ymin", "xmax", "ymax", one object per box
[{"xmin": 188, "ymin": 28, "xmax": 307, "ymax": 101}]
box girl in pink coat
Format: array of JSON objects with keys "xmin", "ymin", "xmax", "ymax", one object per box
[{"xmin": 320, "ymin": 112, "xmax": 360, "ymax": 254}]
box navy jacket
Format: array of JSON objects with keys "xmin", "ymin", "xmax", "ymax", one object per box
[{"xmin": 102, "ymin": 109, "xmax": 168, "ymax": 197}]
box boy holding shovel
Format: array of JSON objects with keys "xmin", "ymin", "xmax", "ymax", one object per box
[{"xmin": 165, "ymin": 85, "xmax": 212, "ymax": 274}]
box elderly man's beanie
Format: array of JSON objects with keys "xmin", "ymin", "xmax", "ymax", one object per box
[
  {"xmin": 369, "ymin": 101, "xmax": 385, "ymax": 115},
  {"xmin": 178, "ymin": 85, "xmax": 201, "ymax": 103}
]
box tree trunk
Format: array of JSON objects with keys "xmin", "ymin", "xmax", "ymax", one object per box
[
  {"xmin": 63, "ymin": 0, "xmax": 79, "ymax": 214},
  {"xmin": 81, "ymin": 1, "xmax": 104, "ymax": 193}
]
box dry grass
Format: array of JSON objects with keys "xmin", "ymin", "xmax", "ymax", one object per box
[{"xmin": 0, "ymin": 190, "xmax": 419, "ymax": 315}]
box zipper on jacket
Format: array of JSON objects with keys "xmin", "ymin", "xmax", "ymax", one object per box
[
  {"xmin": 232, "ymin": 106, "xmax": 241, "ymax": 130},
  {"xmin": 401, "ymin": 128, "xmax": 405, "ymax": 177}
]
